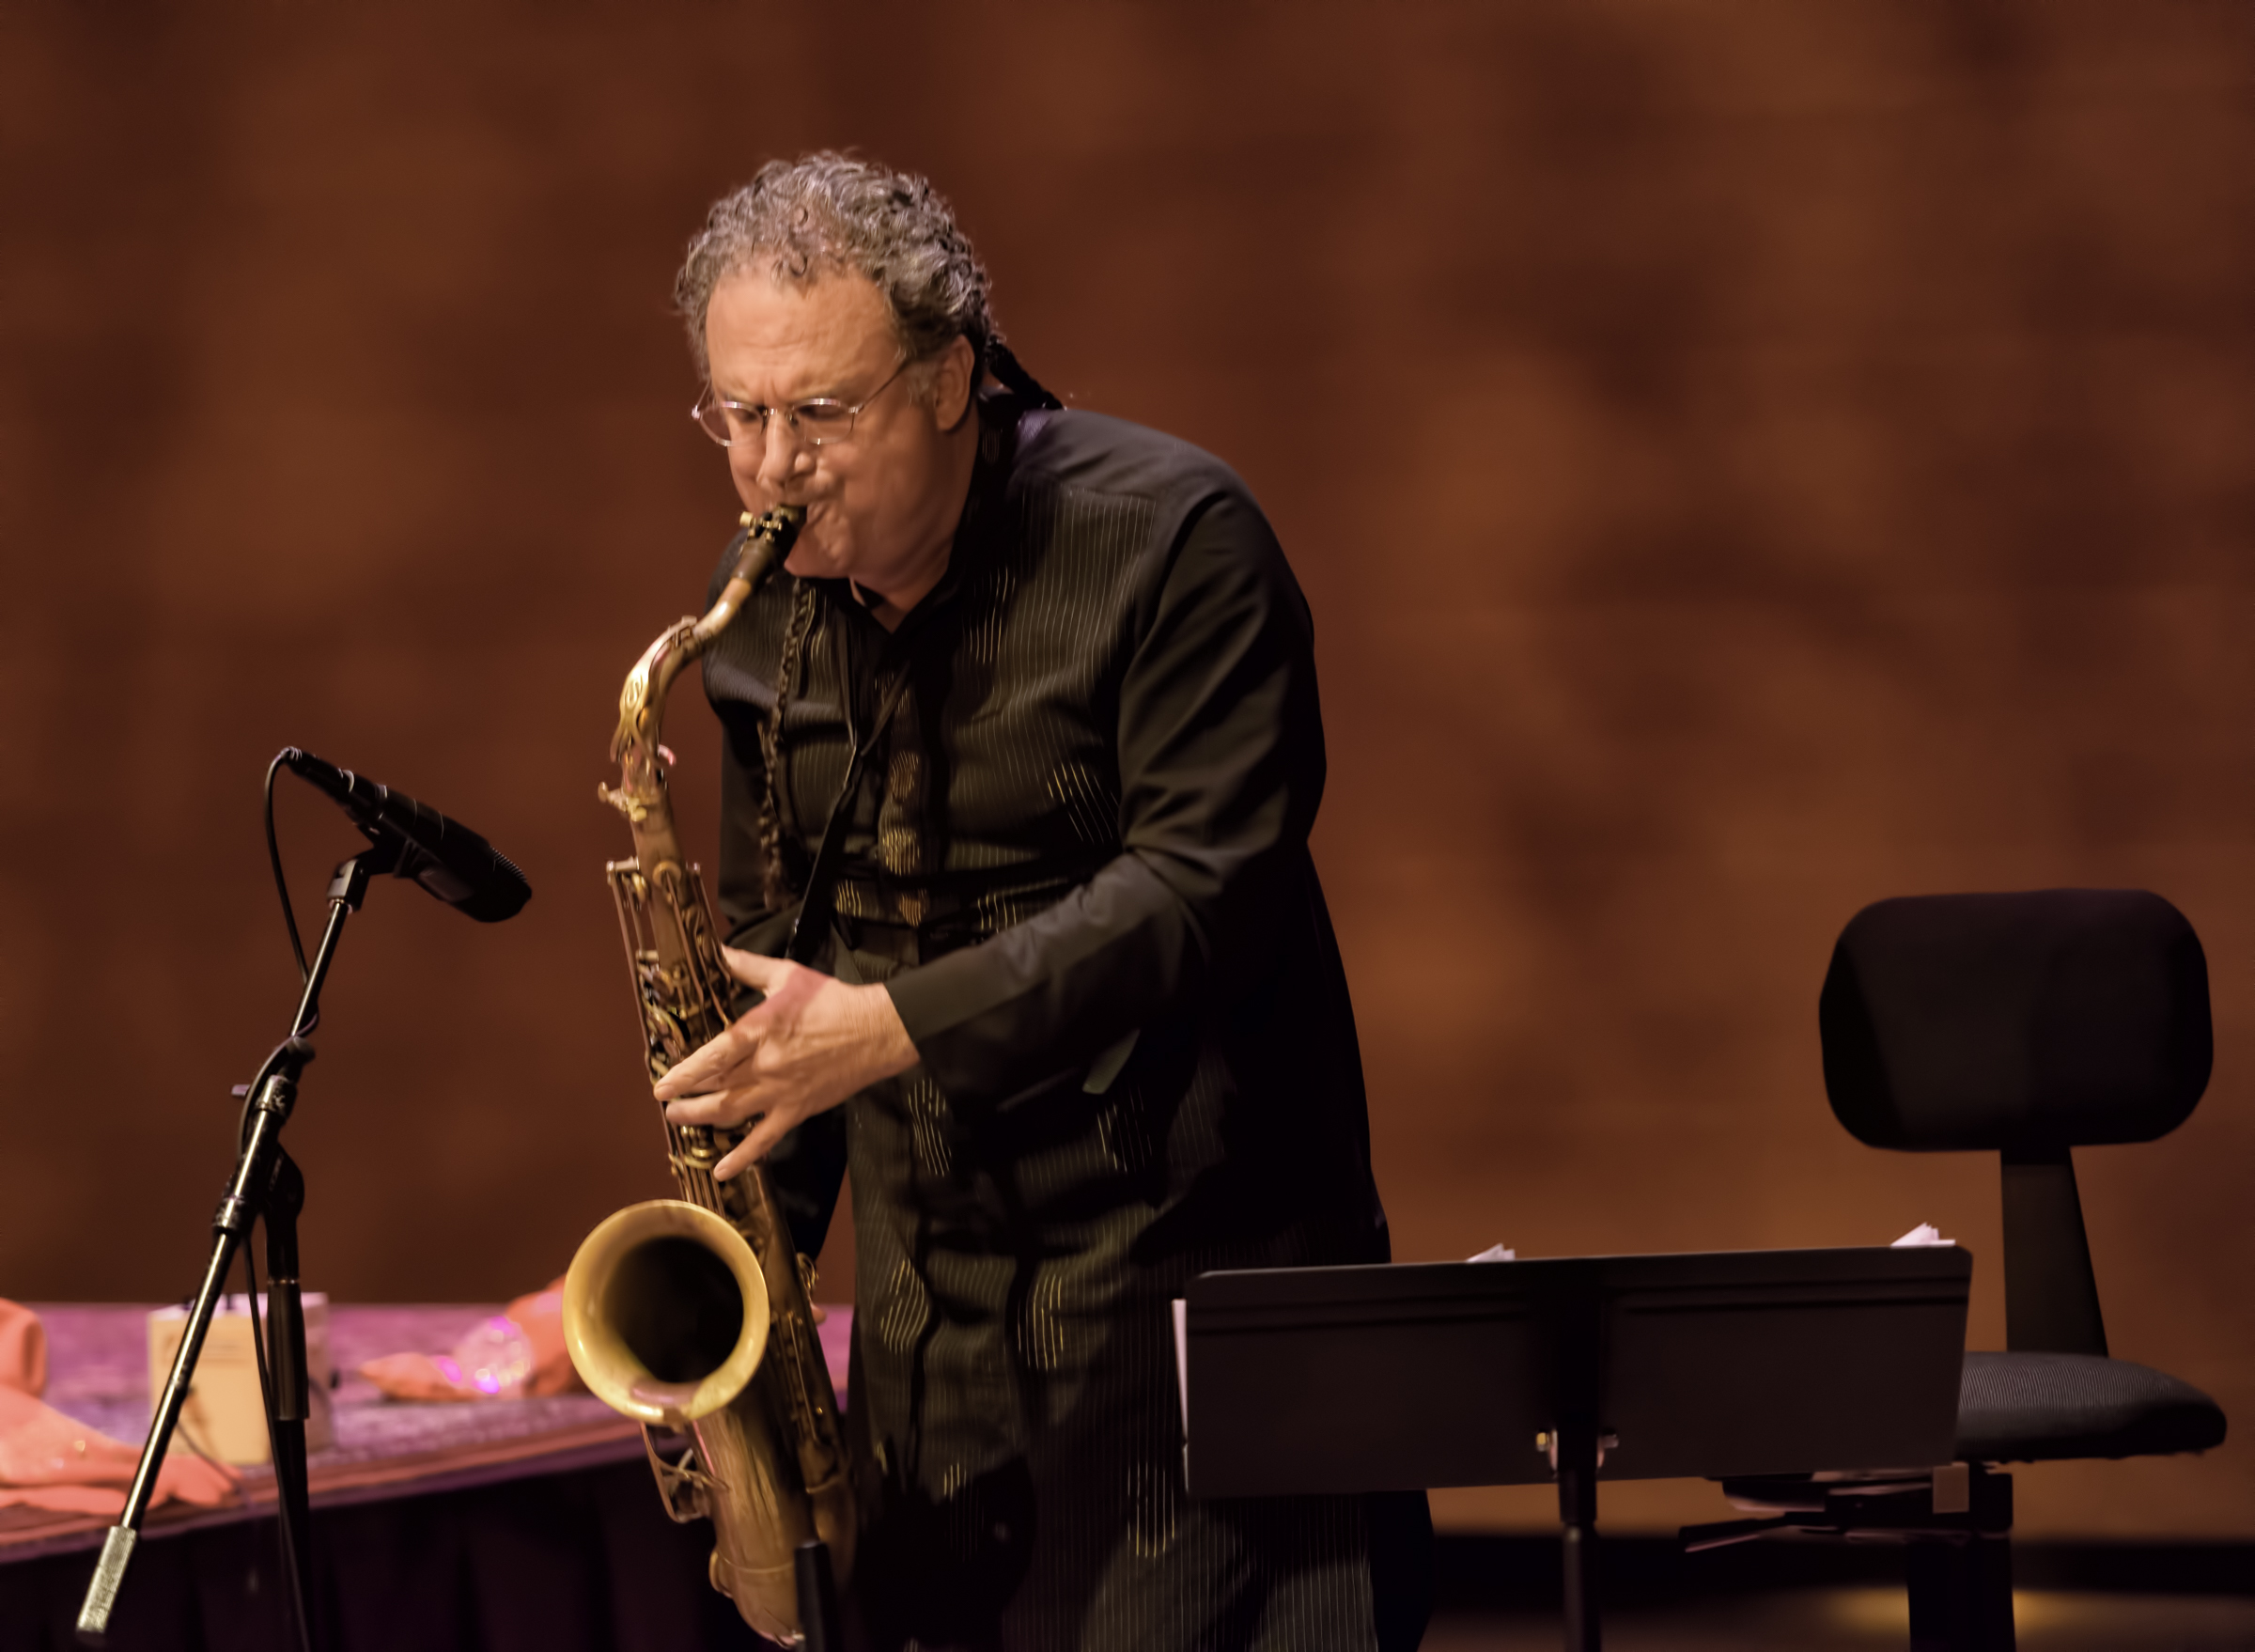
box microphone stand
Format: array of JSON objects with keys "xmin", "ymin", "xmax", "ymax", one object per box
[{"xmin": 77, "ymin": 838, "xmax": 402, "ymax": 1650}]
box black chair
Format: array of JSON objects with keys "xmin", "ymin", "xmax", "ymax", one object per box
[{"xmin": 1689, "ymin": 889, "xmax": 2229, "ymax": 1652}]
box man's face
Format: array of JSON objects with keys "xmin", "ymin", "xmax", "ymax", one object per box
[{"xmin": 703, "ymin": 269, "xmax": 971, "ymax": 592}]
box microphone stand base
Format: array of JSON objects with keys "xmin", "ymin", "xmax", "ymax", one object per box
[{"xmin": 74, "ymin": 1525, "xmax": 137, "ymax": 1644}]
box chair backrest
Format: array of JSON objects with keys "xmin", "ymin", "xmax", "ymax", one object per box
[
  {"xmin": 1819, "ymin": 889, "xmax": 2210, "ymax": 1155},
  {"xmin": 1817, "ymin": 889, "xmax": 2212, "ymax": 1355}
]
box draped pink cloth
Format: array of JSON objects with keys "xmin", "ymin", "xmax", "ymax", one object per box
[
  {"xmin": 0, "ymin": 1299, "xmax": 44, "ymax": 1399},
  {"xmin": 358, "ymin": 1277, "xmax": 585, "ymax": 1403},
  {"xmin": 0, "ymin": 1298, "xmax": 239, "ymax": 1516}
]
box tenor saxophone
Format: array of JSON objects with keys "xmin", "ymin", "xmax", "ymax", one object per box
[{"xmin": 561, "ymin": 505, "xmax": 855, "ymax": 1645}]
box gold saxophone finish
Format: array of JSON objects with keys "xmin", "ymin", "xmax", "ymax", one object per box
[{"xmin": 563, "ymin": 506, "xmax": 855, "ymax": 1646}]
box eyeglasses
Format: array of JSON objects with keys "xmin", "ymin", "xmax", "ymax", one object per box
[{"xmin": 692, "ymin": 355, "xmax": 910, "ymax": 449}]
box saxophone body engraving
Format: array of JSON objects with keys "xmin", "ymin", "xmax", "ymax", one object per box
[{"xmin": 564, "ymin": 507, "xmax": 855, "ymax": 1644}]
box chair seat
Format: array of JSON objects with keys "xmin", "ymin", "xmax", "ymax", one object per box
[{"xmin": 1957, "ymin": 1350, "xmax": 2227, "ymax": 1463}]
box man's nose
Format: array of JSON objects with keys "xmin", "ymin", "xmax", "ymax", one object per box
[{"xmin": 750, "ymin": 415, "xmax": 809, "ymax": 493}]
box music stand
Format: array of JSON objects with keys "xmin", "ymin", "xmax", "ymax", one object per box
[{"xmin": 1182, "ymin": 1246, "xmax": 1969, "ymax": 1651}]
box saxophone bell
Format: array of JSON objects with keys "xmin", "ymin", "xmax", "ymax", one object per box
[{"xmin": 561, "ymin": 1200, "xmax": 770, "ymax": 1427}]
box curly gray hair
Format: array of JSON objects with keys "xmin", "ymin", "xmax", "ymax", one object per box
[{"xmin": 674, "ymin": 153, "xmax": 995, "ymax": 386}]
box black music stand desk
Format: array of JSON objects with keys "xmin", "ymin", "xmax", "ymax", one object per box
[{"xmin": 1181, "ymin": 1246, "xmax": 1970, "ymax": 1650}]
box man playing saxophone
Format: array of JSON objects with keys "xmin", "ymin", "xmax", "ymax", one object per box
[{"xmin": 647, "ymin": 152, "xmax": 1428, "ymax": 1651}]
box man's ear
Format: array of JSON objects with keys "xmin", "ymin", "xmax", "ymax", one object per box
[{"xmin": 927, "ymin": 335, "xmax": 977, "ymax": 432}]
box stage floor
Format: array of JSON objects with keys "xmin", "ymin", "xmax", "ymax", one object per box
[
  {"xmin": 1424, "ymin": 1535, "xmax": 2255, "ymax": 1650},
  {"xmin": 1428, "ymin": 1591, "xmax": 2255, "ymax": 1650}
]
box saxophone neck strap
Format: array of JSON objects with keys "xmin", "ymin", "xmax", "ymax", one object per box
[{"xmin": 782, "ymin": 664, "xmax": 919, "ymax": 968}]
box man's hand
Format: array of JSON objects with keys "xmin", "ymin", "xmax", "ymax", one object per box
[{"xmin": 656, "ymin": 948, "xmax": 918, "ymax": 1179}]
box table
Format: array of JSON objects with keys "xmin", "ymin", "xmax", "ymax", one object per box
[{"xmin": 0, "ymin": 1302, "xmax": 854, "ymax": 1651}]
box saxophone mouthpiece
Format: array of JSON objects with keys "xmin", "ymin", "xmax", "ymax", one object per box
[{"xmin": 731, "ymin": 505, "xmax": 807, "ymax": 586}]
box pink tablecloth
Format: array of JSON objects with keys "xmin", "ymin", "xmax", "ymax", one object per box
[{"xmin": 0, "ymin": 1301, "xmax": 852, "ymax": 1563}]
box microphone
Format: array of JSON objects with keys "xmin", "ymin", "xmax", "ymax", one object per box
[{"xmin": 280, "ymin": 748, "xmax": 532, "ymax": 923}]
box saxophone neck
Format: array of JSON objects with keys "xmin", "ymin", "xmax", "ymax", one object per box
[
  {"xmin": 602, "ymin": 507, "xmax": 806, "ymax": 828},
  {"xmin": 694, "ymin": 506, "xmax": 806, "ymax": 647}
]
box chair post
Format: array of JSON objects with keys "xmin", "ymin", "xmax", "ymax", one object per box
[
  {"xmin": 1906, "ymin": 1534, "xmax": 2016, "ymax": 1651},
  {"xmin": 1554, "ymin": 1425, "xmax": 1602, "ymax": 1652},
  {"xmin": 1999, "ymin": 1148, "xmax": 2107, "ymax": 1356}
]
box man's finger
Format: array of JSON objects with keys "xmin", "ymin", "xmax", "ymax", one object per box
[
  {"xmin": 713, "ymin": 1104, "xmax": 799, "ymax": 1179},
  {"xmin": 663, "ymin": 1087, "xmax": 759, "ymax": 1130},
  {"xmin": 720, "ymin": 947, "xmax": 788, "ymax": 990},
  {"xmin": 655, "ymin": 1021, "xmax": 763, "ymax": 1099}
]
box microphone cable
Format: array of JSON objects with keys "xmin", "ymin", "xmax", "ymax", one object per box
[{"xmin": 263, "ymin": 750, "xmax": 313, "ymax": 990}]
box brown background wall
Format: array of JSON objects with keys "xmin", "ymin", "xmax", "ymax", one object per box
[{"xmin": 3, "ymin": 2, "xmax": 2248, "ymax": 1538}]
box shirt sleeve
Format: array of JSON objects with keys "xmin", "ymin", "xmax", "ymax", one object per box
[{"xmin": 881, "ymin": 488, "xmax": 1328, "ymax": 1107}]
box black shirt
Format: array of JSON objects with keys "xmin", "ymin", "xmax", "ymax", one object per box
[{"xmin": 701, "ymin": 396, "xmax": 1423, "ymax": 1651}]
